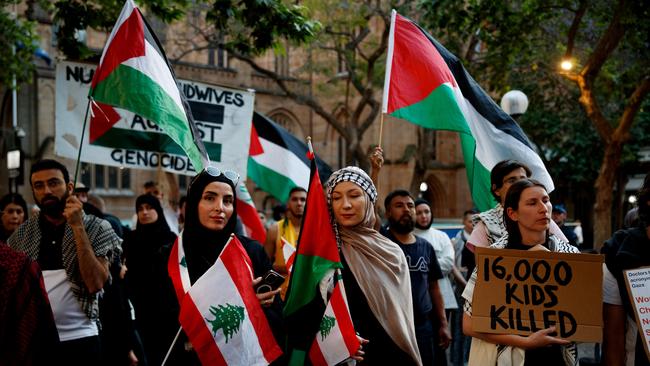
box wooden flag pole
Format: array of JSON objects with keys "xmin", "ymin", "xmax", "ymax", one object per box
[{"xmin": 377, "ymin": 113, "xmax": 385, "ymax": 148}]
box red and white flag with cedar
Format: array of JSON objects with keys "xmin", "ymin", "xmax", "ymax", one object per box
[
  {"xmin": 176, "ymin": 235, "xmax": 282, "ymax": 365},
  {"xmin": 236, "ymin": 183, "xmax": 266, "ymax": 244}
]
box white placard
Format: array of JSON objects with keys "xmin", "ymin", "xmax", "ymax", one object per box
[{"xmin": 623, "ymin": 266, "xmax": 650, "ymax": 361}]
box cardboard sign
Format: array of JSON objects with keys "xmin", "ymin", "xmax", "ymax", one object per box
[
  {"xmin": 473, "ymin": 247, "xmax": 604, "ymax": 342},
  {"xmin": 623, "ymin": 266, "xmax": 650, "ymax": 361},
  {"xmin": 55, "ymin": 61, "xmax": 255, "ymax": 176}
]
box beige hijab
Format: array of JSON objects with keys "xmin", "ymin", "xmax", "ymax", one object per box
[{"xmin": 327, "ymin": 167, "xmax": 422, "ymax": 366}]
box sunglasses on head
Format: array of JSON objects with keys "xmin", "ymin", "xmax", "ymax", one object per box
[{"xmin": 196, "ymin": 166, "xmax": 240, "ymax": 187}]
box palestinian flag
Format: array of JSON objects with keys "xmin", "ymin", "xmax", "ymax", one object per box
[
  {"xmin": 382, "ymin": 10, "xmax": 553, "ymax": 211},
  {"xmin": 236, "ymin": 183, "xmax": 267, "ymax": 244},
  {"xmin": 284, "ymin": 155, "xmax": 358, "ymax": 365},
  {"xmin": 177, "ymin": 235, "xmax": 282, "ymax": 365},
  {"xmin": 248, "ymin": 112, "xmax": 332, "ymax": 203},
  {"xmin": 89, "ymin": 0, "xmax": 208, "ymax": 171}
]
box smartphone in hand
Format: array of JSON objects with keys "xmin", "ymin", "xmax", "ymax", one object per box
[{"xmin": 256, "ymin": 269, "xmax": 285, "ymax": 294}]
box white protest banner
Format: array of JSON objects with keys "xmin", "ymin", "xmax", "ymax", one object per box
[
  {"xmin": 55, "ymin": 61, "xmax": 254, "ymax": 176},
  {"xmin": 623, "ymin": 266, "xmax": 650, "ymax": 361}
]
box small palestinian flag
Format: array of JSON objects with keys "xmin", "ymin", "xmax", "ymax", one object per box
[
  {"xmin": 176, "ymin": 235, "xmax": 282, "ymax": 365},
  {"xmin": 382, "ymin": 10, "xmax": 553, "ymax": 211},
  {"xmin": 89, "ymin": 0, "xmax": 208, "ymax": 171},
  {"xmin": 248, "ymin": 112, "xmax": 331, "ymax": 203}
]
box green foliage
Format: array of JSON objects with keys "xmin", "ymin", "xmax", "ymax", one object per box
[
  {"xmin": 206, "ymin": 0, "xmax": 320, "ymax": 56},
  {"xmin": 53, "ymin": 0, "xmax": 190, "ymax": 60},
  {"xmin": 0, "ymin": 0, "xmax": 50, "ymax": 87}
]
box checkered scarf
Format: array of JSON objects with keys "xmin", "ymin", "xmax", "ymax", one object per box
[
  {"xmin": 325, "ymin": 166, "xmax": 377, "ymax": 205},
  {"xmin": 8, "ymin": 213, "xmax": 121, "ymax": 321}
]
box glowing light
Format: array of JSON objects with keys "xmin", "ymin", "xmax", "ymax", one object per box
[
  {"xmin": 629, "ymin": 195, "xmax": 637, "ymax": 204},
  {"xmin": 560, "ymin": 60, "xmax": 573, "ymax": 71},
  {"xmin": 419, "ymin": 182, "xmax": 428, "ymax": 192}
]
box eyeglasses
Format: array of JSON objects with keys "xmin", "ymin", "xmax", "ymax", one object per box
[{"xmin": 192, "ymin": 165, "xmax": 240, "ymax": 187}]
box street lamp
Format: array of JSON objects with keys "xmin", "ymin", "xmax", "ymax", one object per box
[
  {"xmin": 560, "ymin": 59, "xmax": 574, "ymax": 71},
  {"xmin": 500, "ymin": 90, "xmax": 529, "ymax": 119}
]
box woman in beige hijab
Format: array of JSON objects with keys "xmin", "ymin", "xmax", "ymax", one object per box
[{"xmin": 326, "ymin": 166, "xmax": 421, "ymax": 365}]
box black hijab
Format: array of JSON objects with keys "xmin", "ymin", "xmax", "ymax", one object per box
[
  {"xmin": 182, "ymin": 171, "xmax": 238, "ymax": 283},
  {"xmin": 125, "ymin": 194, "xmax": 176, "ymax": 260}
]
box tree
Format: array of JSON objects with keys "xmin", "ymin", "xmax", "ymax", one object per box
[
  {"xmin": 189, "ymin": 0, "xmax": 396, "ymax": 169},
  {"xmin": 0, "ymin": 0, "xmax": 51, "ymax": 88},
  {"xmin": 420, "ymin": 0, "xmax": 649, "ymax": 248},
  {"xmin": 559, "ymin": 0, "xmax": 649, "ymax": 249}
]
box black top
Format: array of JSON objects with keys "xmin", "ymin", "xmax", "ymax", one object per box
[
  {"xmin": 36, "ymin": 216, "xmax": 66, "ymax": 270},
  {"xmin": 340, "ymin": 252, "xmax": 417, "ymax": 365},
  {"xmin": 384, "ymin": 231, "xmax": 443, "ymax": 322}
]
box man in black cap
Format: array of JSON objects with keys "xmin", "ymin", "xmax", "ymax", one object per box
[{"xmin": 552, "ymin": 204, "xmax": 578, "ymax": 247}]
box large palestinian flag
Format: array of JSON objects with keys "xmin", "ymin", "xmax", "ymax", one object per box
[
  {"xmin": 383, "ymin": 10, "xmax": 553, "ymax": 211},
  {"xmin": 284, "ymin": 155, "xmax": 358, "ymax": 366},
  {"xmin": 89, "ymin": 0, "xmax": 208, "ymax": 171},
  {"xmin": 248, "ymin": 112, "xmax": 332, "ymax": 203}
]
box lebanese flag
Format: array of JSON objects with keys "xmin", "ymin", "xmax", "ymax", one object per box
[
  {"xmin": 284, "ymin": 154, "xmax": 359, "ymax": 366},
  {"xmin": 309, "ymin": 280, "xmax": 359, "ymax": 366},
  {"xmin": 89, "ymin": 0, "xmax": 208, "ymax": 171},
  {"xmin": 282, "ymin": 238, "xmax": 296, "ymax": 273},
  {"xmin": 236, "ymin": 183, "xmax": 266, "ymax": 244},
  {"xmin": 178, "ymin": 235, "xmax": 282, "ymax": 365},
  {"xmin": 382, "ymin": 11, "xmax": 553, "ymax": 211}
]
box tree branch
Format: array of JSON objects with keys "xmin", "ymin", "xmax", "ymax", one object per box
[
  {"xmin": 615, "ymin": 76, "xmax": 650, "ymax": 137},
  {"xmin": 576, "ymin": 74, "xmax": 613, "ymax": 142},
  {"xmin": 564, "ymin": 0, "xmax": 587, "ymax": 57},
  {"xmin": 581, "ymin": 0, "xmax": 627, "ymax": 83},
  {"xmin": 229, "ymin": 50, "xmax": 349, "ymax": 139}
]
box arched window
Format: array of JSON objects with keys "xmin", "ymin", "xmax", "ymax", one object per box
[{"xmin": 268, "ymin": 109, "xmax": 304, "ymax": 139}]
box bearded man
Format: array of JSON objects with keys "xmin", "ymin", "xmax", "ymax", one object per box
[
  {"xmin": 8, "ymin": 159, "xmax": 121, "ymax": 365},
  {"xmin": 382, "ymin": 189, "xmax": 452, "ymax": 366}
]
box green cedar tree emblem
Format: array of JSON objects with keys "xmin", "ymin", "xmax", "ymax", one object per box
[
  {"xmin": 180, "ymin": 256, "xmax": 187, "ymax": 267},
  {"xmin": 205, "ymin": 304, "xmax": 245, "ymax": 343},
  {"xmin": 319, "ymin": 315, "xmax": 336, "ymax": 341}
]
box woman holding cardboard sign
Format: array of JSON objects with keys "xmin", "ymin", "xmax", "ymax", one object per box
[{"xmin": 462, "ymin": 179, "xmax": 579, "ymax": 366}]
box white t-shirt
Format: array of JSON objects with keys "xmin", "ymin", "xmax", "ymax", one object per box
[
  {"xmin": 42, "ymin": 269, "xmax": 98, "ymax": 341},
  {"xmin": 414, "ymin": 227, "xmax": 458, "ymax": 310},
  {"xmin": 603, "ymin": 264, "xmax": 638, "ymax": 366}
]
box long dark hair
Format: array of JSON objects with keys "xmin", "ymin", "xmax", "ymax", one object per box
[{"xmin": 503, "ymin": 179, "xmax": 549, "ymax": 249}]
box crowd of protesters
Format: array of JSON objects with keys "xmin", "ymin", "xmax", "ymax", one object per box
[{"xmin": 0, "ymin": 154, "xmax": 647, "ymax": 366}]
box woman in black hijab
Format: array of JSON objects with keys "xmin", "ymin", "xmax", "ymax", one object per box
[
  {"xmin": 123, "ymin": 194, "xmax": 178, "ymax": 366},
  {"xmin": 164, "ymin": 167, "xmax": 283, "ymax": 365}
]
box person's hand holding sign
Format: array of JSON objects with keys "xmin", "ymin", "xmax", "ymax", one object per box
[{"xmin": 523, "ymin": 326, "xmax": 570, "ymax": 349}]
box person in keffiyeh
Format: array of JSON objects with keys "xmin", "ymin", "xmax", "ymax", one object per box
[
  {"xmin": 326, "ymin": 166, "xmax": 422, "ymax": 366},
  {"xmin": 462, "ymin": 179, "xmax": 578, "ymax": 366},
  {"xmin": 8, "ymin": 159, "xmax": 121, "ymax": 365}
]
